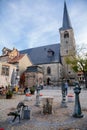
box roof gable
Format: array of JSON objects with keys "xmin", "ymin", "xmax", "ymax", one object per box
[{"xmin": 8, "ymin": 54, "xmax": 25, "ymax": 63}]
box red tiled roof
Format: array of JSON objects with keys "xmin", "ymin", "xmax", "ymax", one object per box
[
  {"xmin": 8, "ymin": 54, "xmax": 25, "ymax": 63},
  {"xmin": 77, "ymin": 71, "xmax": 83, "ymax": 74}
]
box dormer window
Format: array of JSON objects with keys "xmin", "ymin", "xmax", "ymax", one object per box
[
  {"xmin": 47, "ymin": 49, "xmax": 54, "ymax": 57},
  {"xmin": 64, "ymin": 31, "xmax": 69, "ymax": 38}
]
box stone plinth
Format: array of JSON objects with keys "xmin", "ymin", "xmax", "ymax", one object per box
[{"xmin": 42, "ymin": 96, "xmax": 53, "ymax": 114}]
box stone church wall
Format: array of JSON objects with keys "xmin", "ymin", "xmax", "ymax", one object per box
[{"xmin": 39, "ymin": 63, "xmax": 62, "ymax": 86}]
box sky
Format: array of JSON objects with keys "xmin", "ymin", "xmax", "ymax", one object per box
[{"xmin": 0, "ymin": 0, "xmax": 87, "ymax": 54}]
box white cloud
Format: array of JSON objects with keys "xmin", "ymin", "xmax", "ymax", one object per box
[{"xmin": 0, "ymin": 0, "xmax": 87, "ymax": 54}]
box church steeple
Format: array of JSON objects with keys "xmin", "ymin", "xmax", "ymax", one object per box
[
  {"xmin": 60, "ymin": 1, "xmax": 72, "ymax": 30},
  {"xmin": 59, "ymin": 1, "xmax": 76, "ymax": 80}
]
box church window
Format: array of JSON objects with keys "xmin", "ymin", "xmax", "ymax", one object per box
[
  {"xmin": 47, "ymin": 66, "xmax": 51, "ymax": 75},
  {"xmin": 64, "ymin": 31, "xmax": 69, "ymax": 38}
]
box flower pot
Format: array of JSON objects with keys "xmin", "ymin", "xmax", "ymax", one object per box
[
  {"xmin": 30, "ymin": 86, "xmax": 35, "ymax": 95},
  {"xmin": 6, "ymin": 94, "xmax": 12, "ymax": 99},
  {"xmin": 67, "ymin": 94, "xmax": 74, "ymax": 102}
]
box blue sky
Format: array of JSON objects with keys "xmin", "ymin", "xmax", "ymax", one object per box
[{"xmin": 0, "ymin": 0, "xmax": 87, "ymax": 54}]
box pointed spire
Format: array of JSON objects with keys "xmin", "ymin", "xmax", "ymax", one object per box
[{"xmin": 60, "ymin": 1, "xmax": 72, "ymax": 30}]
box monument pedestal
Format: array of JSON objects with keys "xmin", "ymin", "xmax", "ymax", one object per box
[{"xmin": 42, "ymin": 96, "xmax": 53, "ymax": 114}]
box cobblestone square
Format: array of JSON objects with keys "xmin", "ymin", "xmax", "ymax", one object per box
[{"xmin": 0, "ymin": 87, "xmax": 87, "ymax": 130}]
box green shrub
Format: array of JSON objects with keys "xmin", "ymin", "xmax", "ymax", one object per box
[
  {"xmin": 30, "ymin": 86, "xmax": 35, "ymax": 94},
  {"xmin": 6, "ymin": 85, "xmax": 13, "ymax": 99}
]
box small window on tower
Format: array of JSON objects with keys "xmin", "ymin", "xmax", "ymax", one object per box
[{"xmin": 64, "ymin": 31, "xmax": 69, "ymax": 38}]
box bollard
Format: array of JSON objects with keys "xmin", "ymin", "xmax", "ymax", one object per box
[
  {"xmin": 61, "ymin": 79, "xmax": 67, "ymax": 107},
  {"xmin": 35, "ymin": 87, "xmax": 41, "ymax": 107},
  {"xmin": 73, "ymin": 82, "xmax": 83, "ymax": 118},
  {"xmin": 61, "ymin": 90, "xmax": 67, "ymax": 107}
]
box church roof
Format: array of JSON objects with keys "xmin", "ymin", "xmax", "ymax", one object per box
[
  {"xmin": 20, "ymin": 43, "xmax": 61, "ymax": 65},
  {"xmin": 60, "ymin": 1, "xmax": 72, "ymax": 31}
]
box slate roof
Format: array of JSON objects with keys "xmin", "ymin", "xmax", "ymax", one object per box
[
  {"xmin": 26, "ymin": 65, "xmax": 43, "ymax": 73},
  {"xmin": 20, "ymin": 43, "xmax": 61, "ymax": 65},
  {"xmin": 60, "ymin": 1, "xmax": 72, "ymax": 31}
]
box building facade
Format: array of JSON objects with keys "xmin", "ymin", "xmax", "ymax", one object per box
[
  {"xmin": 0, "ymin": 47, "xmax": 32, "ymax": 87},
  {"xmin": 25, "ymin": 66, "xmax": 43, "ymax": 87},
  {"xmin": 0, "ymin": 62, "xmax": 16, "ymax": 87}
]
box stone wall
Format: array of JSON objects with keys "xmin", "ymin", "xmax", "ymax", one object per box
[{"xmin": 40, "ymin": 63, "xmax": 62, "ymax": 85}]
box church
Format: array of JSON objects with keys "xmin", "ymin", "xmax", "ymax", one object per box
[
  {"xmin": 20, "ymin": 1, "xmax": 76, "ymax": 86},
  {"xmin": 0, "ymin": 2, "xmax": 76, "ymax": 87}
]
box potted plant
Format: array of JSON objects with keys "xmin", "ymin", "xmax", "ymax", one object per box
[
  {"xmin": 30, "ymin": 86, "xmax": 35, "ymax": 94},
  {"xmin": 6, "ymin": 90, "xmax": 13, "ymax": 99},
  {"xmin": 6, "ymin": 85, "xmax": 13, "ymax": 99}
]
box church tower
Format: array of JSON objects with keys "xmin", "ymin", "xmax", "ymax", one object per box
[{"xmin": 59, "ymin": 1, "xmax": 76, "ymax": 79}]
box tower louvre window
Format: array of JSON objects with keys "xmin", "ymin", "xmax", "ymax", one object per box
[{"xmin": 64, "ymin": 31, "xmax": 69, "ymax": 38}]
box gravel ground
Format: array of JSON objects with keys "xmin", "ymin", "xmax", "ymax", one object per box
[{"xmin": 0, "ymin": 87, "xmax": 87, "ymax": 130}]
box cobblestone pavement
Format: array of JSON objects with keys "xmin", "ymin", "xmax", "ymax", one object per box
[{"xmin": 0, "ymin": 87, "xmax": 87, "ymax": 130}]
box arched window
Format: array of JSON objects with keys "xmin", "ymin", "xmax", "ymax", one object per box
[
  {"xmin": 64, "ymin": 31, "xmax": 69, "ymax": 38},
  {"xmin": 47, "ymin": 67, "xmax": 51, "ymax": 75}
]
